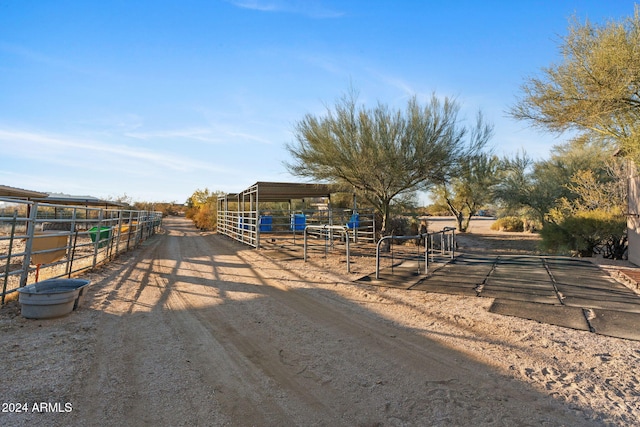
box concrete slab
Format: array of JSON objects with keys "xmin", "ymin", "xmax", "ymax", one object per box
[
  {"xmin": 410, "ymin": 278, "xmax": 479, "ymax": 296},
  {"xmin": 356, "ymin": 262, "xmax": 424, "ymax": 289},
  {"xmin": 555, "ymin": 273, "xmax": 634, "ymax": 292},
  {"xmin": 562, "ymin": 298, "xmax": 640, "ymax": 313},
  {"xmin": 491, "ymin": 268, "xmax": 548, "ymax": 279},
  {"xmin": 494, "ymin": 256, "xmax": 542, "ymax": 266},
  {"xmin": 432, "ymin": 255, "xmax": 496, "ymax": 276},
  {"xmin": 556, "ymin": 280, "xmax": 640, "ymax": 313},
  {"xmin": 484, "ymin": 277, "xmax": 553, "ymax": 290},
  {"xmin": 407, "ymin": 254, "xmax": 493, "ymax": 295},
  {"xmin": 545, "ymin": 258, "xmax": 610, "ymax": 285},
  {"xmin": 355, "ymin": 252, "xmax": 640, "ymax": 340},
  {"xmin": 450, "ymin": 255, "xmax": 497, "ymax": 266},
  {"xmin": 489, "ymin": 299, "xmax": 591, "ymax": 331},
  {"xmin": 423, "ymin": 272, "xmax": 488, "ymax": 285},
  {"xmin": 496, "ymin": 258, "xmax": 548, "ymax": 277},
  {"xmin": 588, "ymin": 308, "xmax": 640, "ymax": 341},
  {"xmin": 481, "ymin": 259, "xmax": 560, "ymax": 303},
  {"xmin": 480, "ymin": 289, "xmax": 560, "ymax": 305}
]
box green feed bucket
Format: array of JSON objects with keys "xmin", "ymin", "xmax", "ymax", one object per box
[{"xmin": 88, "ymin": 226, "xmax": 112, "ymax": 248}]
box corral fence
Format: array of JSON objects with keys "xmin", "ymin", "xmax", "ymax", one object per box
[
  {"xmin": 0, "ymin": 197, "xmax": 162, "ymax": 304},
  {"xmin": 303, "ymin": 224, "xmax": 353, "ymax": 273},
  {"xmin": 376, "ymin": 227, "xmax": 456, "ymax": 279},
  {"xmin": 218, "ymin": 207, "xmax": 376, "ymax": 249}
]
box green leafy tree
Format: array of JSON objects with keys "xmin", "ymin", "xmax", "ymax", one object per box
[
  {"xmin": 555, "ymin": 167, "xmax": 626, "ymax": 215},
  {"xmin": 510, "ymin": 6, "xmax": 640, "ymax": 162},
  {"xmin": 432, "ymin": 152, "xmax": 501, "ymax": 232},
  {"xmin": 285, "ymin": 90, "xmax": 490, "ymax": 236},
  {"xmin": 494, "ymin": 140, "xmax": 616, "ymax": 223},
  {"xmin": 493, "ymin": 152, "xmax": 557, "ymax": 224}
]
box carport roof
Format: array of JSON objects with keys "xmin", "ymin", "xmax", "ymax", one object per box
[
  {"xmin": 32, "ymin": 193, "xmax": 128, "ymax": 208},
  {"xmin": 0, "ymin": 184, "xmax": 48, "ymax": 199},
  {"xmin": 1, "ymin": 185, "xmax": 127, "ymax": 208},
  {"xmin": 223, "ymin": 181, "xmax": 338, "ymax": 202}
]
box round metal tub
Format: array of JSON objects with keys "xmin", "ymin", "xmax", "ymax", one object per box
[{"xmin": 18, "ymin": 279, "xmax": 91, "ymax": 319}]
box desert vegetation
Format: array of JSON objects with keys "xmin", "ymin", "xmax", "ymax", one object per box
[
  {"xmin": 184, "ymin": 188, "xmax": 220, "ymax": 230},
  {"xmin": 183, "ymin": 8, "xmax": 640, "ymax": 260}
]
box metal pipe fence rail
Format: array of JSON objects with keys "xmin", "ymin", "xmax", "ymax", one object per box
[
  {"xmin": 0, "ymin": 197, "xmax": 163, "ymax": 304},
  {"xmin": 375, "ymin": 227, "xmax": 456, "ymax": 279},
  {"xmin": 429, "ymin": 226, "xmax": 456, "ymax": 262},
  {"xmin": 303, "ymin": 225, "xmax": 351, "ymax": 273},
  {"xmin": 217, "ymin": 207, "xmax": 375, "ymax": 249}
]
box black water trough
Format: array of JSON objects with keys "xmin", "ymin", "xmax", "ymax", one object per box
[{"xmin": 18, "ymin": 278, "xmax": 91, "ymax": 319}]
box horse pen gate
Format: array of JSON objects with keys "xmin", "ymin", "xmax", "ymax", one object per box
[
  {"xmin": 0, "ymin": 196, "xmax": 162, "ymax": 304},
  {"xmin": 216, "ymin": 182, "xmax": 376, "ymax": 261},
  {"xmin": 375, "ymin": 227, "xmax": 456, "ymax": 279}
]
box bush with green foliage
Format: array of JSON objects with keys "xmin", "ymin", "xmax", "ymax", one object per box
[
  {"xmin": 386, "ymin": 216, "xmax": 412, "ymax": 236},
  {"xmin": 540, "ymin": 210, "xmax": 627, "ymax": 258}
]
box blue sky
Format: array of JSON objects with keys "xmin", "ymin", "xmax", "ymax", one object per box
[{"xmin": 0, "ymin": 1, "xmax": 637, "ymax": 204}]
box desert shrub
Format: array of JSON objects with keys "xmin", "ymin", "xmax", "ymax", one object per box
[
  {"xmin": 490, "ymin": 216, "xmax": 524, "ymax": 232},
  {"xmin": 387, "ymin": 216, "xmax": 412, "ymax": 236},
  {"xmin": 186, "ymin": 188, "xmax": 221, "ymax": 230},
  {"xmin": 191, "ymin": 202, "xmax": 217, "ymax": 230},
  {"xmin": 540, "ymin": 210, "xmax": 627, "ymax": 258}
]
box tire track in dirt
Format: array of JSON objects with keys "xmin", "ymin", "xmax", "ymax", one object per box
[
  {"xmin": 70, "ymin": 232, "xmax": 227, "ymax": 426},
  {"xmin": 159, "ymin": 219, "xmax": 596, "ymax": 425},
  {"xmin": 180, "ymin": 230, "xmax": 467, "ymax": 422},
  {"xmin": 153, "ymin": 227, "xmax": 302, "ymax": 425},
  {"xmin": 67, "ymin": 217, "xmax": 601, "ymax": 426},
  {"xmin": 228, "ymin": 246, "xmax": 597, "ymax": 425}
]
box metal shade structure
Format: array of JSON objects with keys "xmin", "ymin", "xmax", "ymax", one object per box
[
  {"xmin": 217, "ymin": 181, "xmax": 373, "ymax": 249},
  {"xmin": 236, "ymin": 181, "xmax": 336, "ymax": 202},
  {"xmin": 31, "ymin": 194, "xmax": 127, "ymax": 208},
  {"xmin": 0, "ymin": 185, "xmax": 48, "ymax": 199},
  {"xmin": 0, "ymin": 186, "xmax": 125, "ymax": 208}
]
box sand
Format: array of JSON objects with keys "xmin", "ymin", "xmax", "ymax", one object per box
[{"xmin": 1, "ymin": 216, "xmax": 639, "ymax": 426}]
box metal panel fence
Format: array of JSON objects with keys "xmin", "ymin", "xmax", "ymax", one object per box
[
  {"xmin": 217, "ymin": 207, "xmax": 375, "ymax": 249},
  {"xmin": 375, "ymin": 227, "xmax": 456, "ymax": 279},
  {"xmin": 0, "ymin": 197, "xmax": 162, "ymax": 304}
]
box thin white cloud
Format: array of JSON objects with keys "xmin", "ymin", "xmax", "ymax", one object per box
[
  {"xmin": 365, "ymin": 68, "xmax": 416, "ymax": 98},
  {"xmin": 127, "ymin": 125, "xmax": 272, "ymax": 145},
  {"xmin": 225, "ymin": 0, "xmax": 344, "ymax": 18},
  {"xmin": 0, "ymin": 129, "xmax": 227, "ymax": 173},
  {"xmin": 225, "ymin": 130, "xmax": 272, "ymax": 145},
  {"xmin": 0, "ymin": 41, "xmax": 85, "ymax": 73},
  {"xmin": 299, "ymin": 52, "xmax": 346, "ymax": 76},
  {"xmin": 227, "ymin": 0, "xmax": 278, "ymax": 12},
  {"xmin": 125, "ymin": 127, "xmax": 223, "ymax": 144},
  {"xmin": 193, "ymin": 108, "xmax": 278, "ymax": 145}
]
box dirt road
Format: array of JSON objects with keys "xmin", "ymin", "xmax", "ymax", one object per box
[{"xmin": 2, "ymin": 216, "xmax": 637, "ymax": 426}]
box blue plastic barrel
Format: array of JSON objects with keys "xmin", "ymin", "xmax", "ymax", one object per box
[
  {"xmin": 347, "ymin": 213, "xmax": 360, "ymax": 229},
  {"xmin": 259, "ymin": 215, "xmax": 272, "ymax": 232},
  {"xmin": 291, "ymin": 214, "xmax": 306, "ymax": 231},
  {"xmin": 238, "ymin": 217, "xmax": 250, "ymax": 230}
]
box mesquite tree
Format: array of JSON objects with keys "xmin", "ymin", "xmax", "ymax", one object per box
[
  {"xmin": 433, "ymin": 152, "xmax": 500, "ymax": 232},
  {"xmin": 285, "ymin": 90, "xmax": 490, "ymax": 236},
  {"xmin": 510, "ymin": 6, "xmax": 640, "ymax": 163}
]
